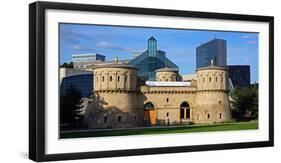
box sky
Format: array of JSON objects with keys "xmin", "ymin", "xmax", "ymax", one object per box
[{"xmin": 60, "ymin": 23, "xmax": 259, "ymax": 83}]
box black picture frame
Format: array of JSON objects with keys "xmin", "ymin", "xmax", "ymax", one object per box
[{"xmin": 29, "ymin": 1, "xmax": 274, "ymax": 162}]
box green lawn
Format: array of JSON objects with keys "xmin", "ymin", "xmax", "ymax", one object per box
[{"xmin": 60, "ymin": 121, "xmax": 258, "ymax": 139}]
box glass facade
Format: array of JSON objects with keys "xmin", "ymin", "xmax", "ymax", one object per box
[
  {"xmin": 72, "ymin": 54, "xmax": 105, "ymax": 63},
  {"xmin": 228, "ymin": 65, "xmax": 250, "ymax": 88},
  {"xmin": 148, "ymin": 37, "xmax": 157, "ymax": 57},
  {"xmin": 128, "ymin": 37, "xmax": 178, "ymax": 81},
  {"xmin": 196, "ymin": 39, "xmax": 227, "ymax": 68},
  {"xmin": 60, "ymin": 74, "xmax": 93, "ymax": 97}
]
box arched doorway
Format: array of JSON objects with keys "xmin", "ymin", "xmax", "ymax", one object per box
[
  {"xmin": 180, "ymin": 102, "xmax": 191, "ymax": 123},
  {"xmin": 144, "ymin": 102, "xmax": 156, "ymax": 126}
]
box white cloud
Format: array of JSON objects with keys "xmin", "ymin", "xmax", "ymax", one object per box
[
  {"xmin": 246, "ymin": 40, "xmax": 257, "ymax": 44},
  {"xmin": 96, "ymin": 41, "xmax": 133, "ymax": 52},
  {"xmin": 68, "ymin": 44, "xmax": 96, "ymax": 51},
  {"xmin": 241, "ymin": 34, "xmax": 257, "ymax": 39}
]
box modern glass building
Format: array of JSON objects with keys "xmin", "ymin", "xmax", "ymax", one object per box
[
  {"xmin": 128, "ymin": 37, "xmax": 178, "ymax": 81},
  {"xmin": 196, "ymin": 39, "xmax": 227, "ymax": 68},
  {"xmin": 228, "ymin": 65, "xmax": 250, "ymax": 88},
  {"xmin": 60, "ymin": 74, "xmax": 93, "ymax": 97},
  {"xmin": 72, "ymin": 53, "xmax": 105, "ymax": 63}
]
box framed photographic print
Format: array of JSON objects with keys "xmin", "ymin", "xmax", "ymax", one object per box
[{"xmin": 29, "ymin": 1, "xmax": 274, "ymax": 162}]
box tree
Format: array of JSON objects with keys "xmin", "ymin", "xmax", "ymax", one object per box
[
  {"xmin": 60, "ymin": 62, "xmax": 74, "ymax": 68},
  {"xmin": 60, "ymin": 85, "xmax": 83, "ymax": 129},
  {"xmin": 230, "ymin": 86, "xmax": 258, "ymax": 121},
  {"xmin": 249, "ymin": 85, "xmax": 258, "ymax": 118}
]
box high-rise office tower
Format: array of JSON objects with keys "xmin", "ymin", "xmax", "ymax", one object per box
[{"xmin": 196, "ymin": 39, "xmax": 227, "ymax": 68}]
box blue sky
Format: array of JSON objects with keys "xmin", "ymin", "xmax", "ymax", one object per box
[{"xmin": 60, "ymin": 23, "xmax": 259, "ymax": 83}]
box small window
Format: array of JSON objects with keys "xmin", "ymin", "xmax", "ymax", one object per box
[
  {"xmin": 110, "ymin": 76, "xmax": 112, "ymax": 81},
  {"xmin": 219, "ymin": 113, "xmax": 222, "ymax": 119},
  {"xmin": 166, "ymin": 98, "xmax": 169, "ymax": 102},
  {"xmin": 118, "ymin": 116, "xmax": 122, "ymax": 122},
  {"xmin": 125, "ymin": 76, "xmax": 127, "ymax": 82},
  {"xmin": 216, "ymin": 77, "xmax": 218, "ymax": 82},
  {"xmin": 166, "ymin": 112, "xmax": 169, "ymax": 117},
  {"xmin": 209, "ymin": 77, "xmax": 211, "ymax": 82},
  {"xmin": 207, "ymin": 114, "xmax": 210, "ymax": 119},
  {"xmin": 166, "ymin": 79, "xmax": 168, "ymax": 81},
  {"xmin": 117, "ymin": 76, "xmax": 120, "ymax": 82},
  {"xmin": 134, "ymin": 115, "xmax": 137, "ymax": 122},
  {"xmin": 103, "ymin": 116, "xmax": 107, "ymax": 123},
  {"xmin": 203, "ymin": 77, "xmax": 205, "ymax": 83},
  {"xmin": 197, "ymin": 114, "xmax": 200, "ymax": 120},
  {"xmin": 218, "ymin": 101, "xmax": 221, "ymax": 104},
  {"xmin": 102, "ymin": 76, "xmax": 105, "ymax": 82}
]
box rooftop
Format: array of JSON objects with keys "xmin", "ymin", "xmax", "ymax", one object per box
[
  {"xmin": 155, "ymin": 67, "xmax": 179, "ymax": 73},
  {"xmin": 196, "ymin": 65, "xmax": 228, "ymax": 71},
  {"xmin": 93, "ymin": 63, "xmax": 137, "ymax": 70}
]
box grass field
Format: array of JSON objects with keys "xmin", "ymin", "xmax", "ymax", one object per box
[{"xmin": 60, "ymin": 121, "xmax": 258, "ymax": 139}]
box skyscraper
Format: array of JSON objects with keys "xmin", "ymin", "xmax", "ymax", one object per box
[
  {"xmin": 228, "ymin": 65, "xmax": 250, "ymax": 88},
  {"xmin": 128, "ymin": 37, "xmax": 178, "ymax": 81},
  {"xmin": 196, "ymin": 39, "xmax": 227, "ymax": 68}
]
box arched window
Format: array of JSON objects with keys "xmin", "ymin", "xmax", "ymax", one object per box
[
  {"xmin": 117, "ymin": 116, "xmax": 122, "ymax": 122},
  {"xmin": 144, "ymin": 102, "xmax": 154, "ymax": 110},
  {"xmin": 180, "ymin": 102, "xmax": 190, "ymax": 119},
  {"xmin": 103, "ymin": 116, "xmax": 107, "ymax": 123}
]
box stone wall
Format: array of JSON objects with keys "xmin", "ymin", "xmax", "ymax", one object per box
[
  {"xmin": 84, "ymin": 65, "xmax": 232, "ymax": 128},
  {"xmin": 195, "ymin": 66, "xmax": 231, "ymax": 123},
  {"xmin": 140, "ymin": 86, "xmax": 197, "ymax": 125},
  {"xmin": 156, "ymin": 71, "xmax": 179, "ymax": 82}
]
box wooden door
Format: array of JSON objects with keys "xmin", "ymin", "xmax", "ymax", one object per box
[{"xmin": 144, "ymin": 109, "xmax": 156, "ymax": 125}]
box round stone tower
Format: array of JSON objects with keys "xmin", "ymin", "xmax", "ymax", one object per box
[
  {"xmin": 155, "ymin": 67, "xmax": 180, "ymax": 82},
  {"xmin": 194, "ymin": 66, "xmax": 231, "ymax": 123},
  {"xmin": 85, "ymin": 64, "xmax": 142, "ymax": 129}
]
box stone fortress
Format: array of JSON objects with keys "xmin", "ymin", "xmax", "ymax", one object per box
[{"xmin": 83, "ymin": 38, "xmax": 232, "ymax": 129}]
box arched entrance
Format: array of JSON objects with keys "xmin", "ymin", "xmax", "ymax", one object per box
[
  {"xmin": 144, "ymin": 102, "xmax": 156, "ymax": 126},
  {"xmin": 180, "ymin": 102, "xmax": 191, "ymax": 123}
]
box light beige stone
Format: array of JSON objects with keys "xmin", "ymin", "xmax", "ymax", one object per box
[{"xmin": 84, "ymin": 64, "xmax": 231, "ymax": 129}]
